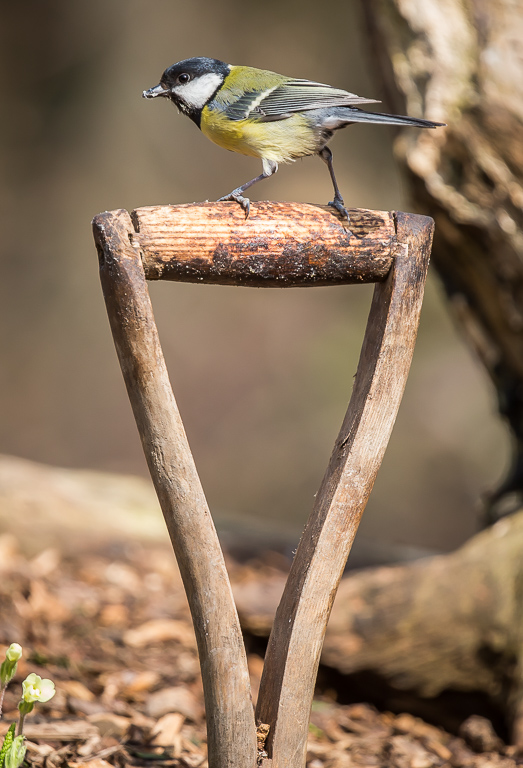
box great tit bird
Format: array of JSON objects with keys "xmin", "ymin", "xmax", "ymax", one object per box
[{"xmin": 143, "ymin": 57, "xmax": 445, "ymax": 220}]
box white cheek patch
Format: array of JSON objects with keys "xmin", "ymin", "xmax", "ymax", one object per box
[{"xmin": 174, "ymin": 73, "xmax": 223, "ymax": 109}]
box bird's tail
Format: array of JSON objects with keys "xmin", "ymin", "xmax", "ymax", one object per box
[{"xmin": 342, "ymin": 108, "xmax": 445, "ymax": 129}]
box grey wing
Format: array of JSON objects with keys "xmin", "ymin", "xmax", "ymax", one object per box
[{"xmin": 224, "ymin": 79, "xmax": 380, "ymax": 122}]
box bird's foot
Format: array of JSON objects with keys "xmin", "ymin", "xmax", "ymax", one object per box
[
  {"xmin": 328, "ymin": 197, "xmax": 350, "ymax": 223},
  {"xmin": 218, "ymin": 189, "xmax": 251, "ymax": 218}
]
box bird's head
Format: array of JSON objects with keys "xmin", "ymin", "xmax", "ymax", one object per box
[{"xmin": 143, "ymin": 57, "xmax": 230, "ymax": 119}]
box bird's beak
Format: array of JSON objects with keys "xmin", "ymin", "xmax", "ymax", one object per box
[{"xmin": 142, "ymin": 84, "xmax": 170, "ymax": 99}]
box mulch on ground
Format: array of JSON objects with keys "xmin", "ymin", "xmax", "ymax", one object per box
[{"xmin": 0, "ymin": 533, "xmax": 520, "ymax": 768}]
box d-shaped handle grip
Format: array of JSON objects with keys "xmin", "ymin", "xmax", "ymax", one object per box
[{"xmin": 129, "ymin": 202, "xmax": 395, "ymax": 286}]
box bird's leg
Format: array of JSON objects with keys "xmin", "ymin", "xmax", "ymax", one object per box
[
  {"xmin": 319, "ymin": 146, "xmax": 350, "ymax": 222},
  {"xmin": 218, "ymin": 159, "xmax": 278, "ymax": 218}
]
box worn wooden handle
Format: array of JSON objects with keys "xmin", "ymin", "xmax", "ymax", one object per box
[
  {"xmin": 130, "ymin": 202, "xmax": 395, "ymax": 286},
  {"xmin": 93, "ymin": 202, "xmax": 433, "ymax": 768}
]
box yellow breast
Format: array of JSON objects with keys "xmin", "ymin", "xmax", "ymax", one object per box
[{"xmin": 200, "ymin": 107, "xmax": 320, "ymax": 164}]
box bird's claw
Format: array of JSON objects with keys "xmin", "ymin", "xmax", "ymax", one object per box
[
  {"xmin": 218, "ymin": 190, "xmax": 251, "ymax": 218},
  {"xmin": 328, "ymin": 198, "xmax": 350, "ymax": 223}
]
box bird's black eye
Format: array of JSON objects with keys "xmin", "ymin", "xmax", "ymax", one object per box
[{"xmin": 177, "ymin": 73, "xmax": 190, "ymax": 84}]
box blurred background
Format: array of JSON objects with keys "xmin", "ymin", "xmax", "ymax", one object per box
[{"xmin": 0, "ymin": 0, "xmax": 509, "ymax": 559}]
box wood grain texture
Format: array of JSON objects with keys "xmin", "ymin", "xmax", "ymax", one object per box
[
  {"xmin": 255, "ymin": 212, "xmax": 434, "ymax": 768},
  {"xmin": 93, "ymin": 209, "xmax": 257, "ymax": 768},
  {"xmin": 130, "ymin": 202, "xmax": 394, "ymax": 286}
]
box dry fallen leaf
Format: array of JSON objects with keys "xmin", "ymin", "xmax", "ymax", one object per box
[
  {"xmin": 29, "ymin": 548, "xmax": 61, "ymax": 578},
  {"xmin": 98, "ymin": 604, "xmax": 129, "ymax": 627},
  {"xmin": 123, "ymin": 619, "xmax": 196, "ymax": 648},
  {"xmin": 151, "ymin": 712, "xmax": 185, "ymax": 752},
  {"xmin": 145, "ymin": 686, "xmax": 202, "ymax": 721},
  {"xmin": 104, "ymin": 562, "xmax": 142, "ymax": 593},
  {"xmin": 121, "ymin": 669, "xmax": 160, "ymax": 697},
  {"xmin": 87, "ymin": 712, "xmax": 131, "ymax": 739},
  {"xmin": 61, "ymin": 680, "xmax": 95, "ymax": 702}
]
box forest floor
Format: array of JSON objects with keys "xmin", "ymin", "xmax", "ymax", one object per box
[{"xmin": 1, "ymin": 531, "xmax": 521, "ymax": 768}]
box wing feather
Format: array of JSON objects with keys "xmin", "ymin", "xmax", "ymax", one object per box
[{"xmin": 223, "ymin": 78, "xmax": 380, "ymax": 122}]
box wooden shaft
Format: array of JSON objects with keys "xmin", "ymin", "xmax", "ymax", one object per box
[
  {"xmin": 130, "ymin": 202, "xmax": 395, "ymax": 286},
  {"xmin": 93, "ymin": 209, "xmax": 257, "ymax": 768},
  {"xmin": 255, "ymin": 212, "xmax": 434, "ymax": 768}
]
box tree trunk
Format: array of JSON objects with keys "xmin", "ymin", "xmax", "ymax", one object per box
[{"xmin": 359, "ymin": 0, "xmax": 523, "ymax": 520}]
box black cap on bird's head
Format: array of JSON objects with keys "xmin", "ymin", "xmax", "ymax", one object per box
[{"xmin": 143, "ymin": 57, "xmax": 230, "ymax": 123}]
